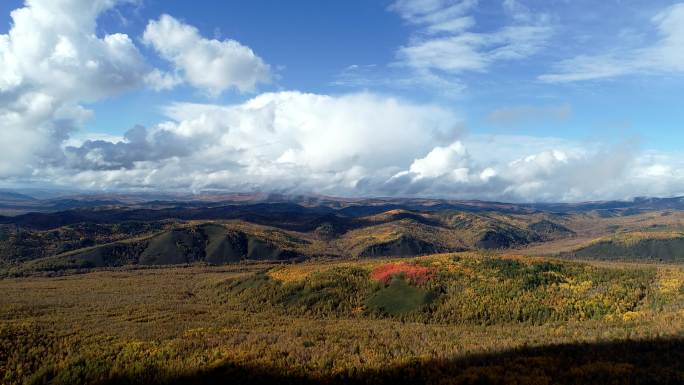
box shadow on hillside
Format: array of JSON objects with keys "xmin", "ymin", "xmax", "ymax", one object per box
[{"xmin": 101, "ymin": 337, "xmax": 684, "ymax": 385}]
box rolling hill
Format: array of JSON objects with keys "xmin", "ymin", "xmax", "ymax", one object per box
[
  {"xmin": 4, "ymin": 193, "xmax": 684, "ymax": 275},
  {"xmin": 567, "ymin": 231, "xmax": 684, "ymax": 262},
  {"xmin": 9, "ymin": 222, "xmax": 308, "ymax": 274},
  {"xmin": 0, "ymin": 204, "xmax": 583, "ymax": 275}
]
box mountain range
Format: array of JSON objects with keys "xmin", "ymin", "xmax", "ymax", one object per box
[{"xmin": 2, "ymin": 191, "xmax": 684, "ymax": 275}]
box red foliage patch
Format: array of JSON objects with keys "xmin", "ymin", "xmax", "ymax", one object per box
[{"xmin": 370, "ymin": 263, "xmax": 435, "ymax": 285}]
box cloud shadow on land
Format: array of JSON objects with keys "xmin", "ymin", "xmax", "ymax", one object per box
[{"xmin": 101, "ymin": 337, "xmax": 684, "ymax": 385}]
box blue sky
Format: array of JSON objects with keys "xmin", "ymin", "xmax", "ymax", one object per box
[
  {"xmin": 70, "ymin": 1, "xmax": 684, "ymax": 145},
  {"xmin": 1, "ymin": 0, "xmax": 684, "ymax": 201}
]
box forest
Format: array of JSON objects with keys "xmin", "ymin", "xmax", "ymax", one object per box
[{"xmin": 2, "ymin": 253, "xmax": 683, "ymax": 384}]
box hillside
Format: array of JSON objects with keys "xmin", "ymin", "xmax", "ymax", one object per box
[
  {"xmin": 2, "ymin": 254, "xmax": 683, "ymax": 385},
  {"xmin": 0, "ymin": 206, "xmax": 581, "ymax": 275},
  {"xmin": 229, "ymin": 253, "xmax": 665, "ymax": 324},
  {"xmin": 5, "ymin": 196, "xmax": 684, "ymax": 275},
  {"xmin": 567, "ymin": 231, "xmax": 684, "ymax": 262},
  {"xmin": 6, "ymin": 222, "xmax": 309, "ymax": 274}
]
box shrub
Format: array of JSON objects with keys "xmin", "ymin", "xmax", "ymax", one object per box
[{"xmin": 370, "ymin": 263, "xmax": 435, "ymax": 285}]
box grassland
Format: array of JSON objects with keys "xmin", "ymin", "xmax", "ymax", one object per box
[{"xmin": 2, "ymin": 253, "xmax": 683, "ymax": 384}]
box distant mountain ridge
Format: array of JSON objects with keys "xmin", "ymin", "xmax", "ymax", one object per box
[
  {"xmin": 3, "ymin": 190, "xmax": 684, "ymax": 274},
  {"xmin": 3, "ymin": 190, "xmax": 684, "ymax": 218},
  {"xmin": 0, "ymin": 192, "xmax": 37, "ymax": 202}
]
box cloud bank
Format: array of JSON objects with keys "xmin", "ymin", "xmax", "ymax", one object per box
[{"xmin": 40, "ymin": 92, "xmax": 684, "ymax": 202}]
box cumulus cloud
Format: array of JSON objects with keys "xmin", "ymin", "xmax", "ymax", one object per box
[
  {"xmin": 0, "ymin": 1, "xmax": 272, "ymax": 181},
  {"xmin": 0, "ymin": 0, "xmax": 151, "ymax": 177},
  {"xmin": 499, "ymin": 143, "xmax": 640, "ymax": 201},
  {"xmin": 143, "ymin": 14, "xmax": 271, "ymax": 95},
  {"xmin": 144, "ymin": 68, "xmax": 183, "ymax": 91},
  {"xmin": 63, "ymin": 125, "xmax": 197, "ymax": 170},
  {"xmin": 381, "ymin": 137, "xmax": 661, "ymax": 202},
  {"xmin": 43, "ymin": 91, "xmax": 684, "ymax": 203},
  {"xmin": 0, "ymin": 0, "xmax": 147, "ymax": 100},
  {"xmin": 540, "ymin": 3, "xmax": 684, "ymax": 82},
  {"xmin": 54, "ymin": 92, "xmax": 460, "ymax": 191},
  {"xmin": 400, "ymin": 141, "xmax": 471, "ymax": 180},
  {"xmin": 384, "ymin": 141, "xmax": 481, "ymax": 195}
]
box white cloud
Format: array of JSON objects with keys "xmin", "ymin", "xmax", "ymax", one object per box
[
  {"xmin": 1, "ymin": 0, "xmax": 147, "ymax": 100},
  {"xmin": 54, "ymin": 91, "xmax": 461, "ymax": 192},
  {"xmin": 389, "ymin": 0, "xmax": 478, "ymax": 25},
  {"xmin": 507, "ymin": 149, "xmax": 570, "ymax": 182},
  {"xmin": 499, "ymin": 144, "xmax": 637, "ymax": 202},
  {"xmin": 376, "ymin": 135, "xmax": 684, "ymax": 202},
  {"xmin": 44, "ymin": 91, "xmax": 684, "ymax": 203},
  {"xmin": 4, "ymin": 1, "xmax": 684, "ymax": 203},
  {"xmin": 331, "ymin": 64, "xmax": 466, "ymax": 97},
  {"xmin": 144, "ymin": 68, "xmax": 183, "ymax": 91},
  {"xmin": 0, "ymin": 2, "xmax": 272, "ymax": 181},
  {"xmin": 502, "ymin": 0, "xmax": 532, "ymax": 22},
  {"xmin": 0, "ymin": 0, "xmax": 148, "ymax": 177},
  {"xmin": 540, "ymin": 3, "xmax": 684, "ymax": 82},
  {"xmin": 334, "ymin": 1, "xmax": 550, "ymax": 95},
  {"xmin": 486, "ymin": 104, "xmax": 572, "ymax": 127},
  {"xmin": 392, "ymin": 0, "xmax": 552, "ymax": 74},
  {"xmin": 424, "ymin": 17, "xmax": 475, "ymax": 35},
  {"xmin": 143, "ymin": 14, "xmax": 271, "ymax": 95},
  {"xmin": 407, "ymin": 141, "xmax": 470, "ymax": 179}
]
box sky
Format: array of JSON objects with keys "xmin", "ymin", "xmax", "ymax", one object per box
[{"xmin": 1, "ymin": 0, "xmax": 684, "ymax": 202}]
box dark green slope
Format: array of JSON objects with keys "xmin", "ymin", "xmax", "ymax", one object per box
[
  {"xmin": 139, "ymin": 228, "xmax": 206, "ymax": 265},
  {"xmin": 203, "ymin": 224, "xmax": 248, "ymax": 264},
  {"xmin": 358, "ymin": 235, "xmax": 448, "ymax": 257},
  {"xmin": 14, "ymin": 223, "xmax": 303, "ymax": 274},
  {"xmin": 202, "ymin": 223, "xmax": 298, "ymax": 263},
  {"xmin": 528, "ymin": 220, "xmax": 575, "ymax": 238},
  {"xmin": 573, "ymin": 237, "xmax": 684, "ymax": 262},
  {"xmin": 476, "ymin": 227, "xmax": 541, "ymax": 249}
]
